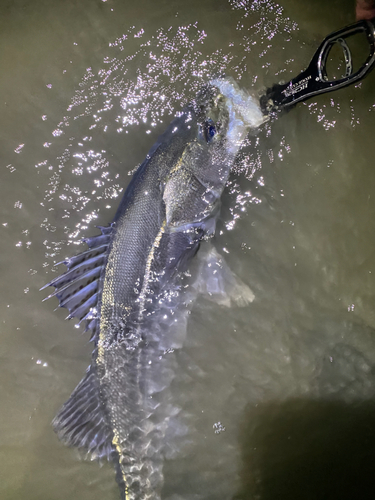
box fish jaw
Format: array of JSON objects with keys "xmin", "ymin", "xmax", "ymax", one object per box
[{"xmin": 211, "ymin": 76, "xmax": 267, "ymax": 155}]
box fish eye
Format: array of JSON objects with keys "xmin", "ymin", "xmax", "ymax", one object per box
[{"xmin": 203, "ymin": 118, "xmax": 216, "ymax": 143}]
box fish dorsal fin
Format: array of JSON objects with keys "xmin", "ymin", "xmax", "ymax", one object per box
[
  {"xmin": 41, "ymin": 225, "xmax": 112, "ymax": 339},
  {"xmin": 52, "ymin": 365, "xmax": 114, "ymax": 460}
]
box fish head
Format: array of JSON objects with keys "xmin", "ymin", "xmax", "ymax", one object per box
[
  {"xmin": 191, "ymin": 76, "xmax": 267, "ymax": 191},
  {"xmin": 208, "ymin": 76, "xmax": 267, "ymax": 150},
  {"xmin": 162, "ymin": 77, "xmax": 266, "ymax": 232}
]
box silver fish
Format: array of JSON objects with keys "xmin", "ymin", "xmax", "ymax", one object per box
[{"xmin": 42, "ymin": 77, "xmax": 265, "ymax": 499}]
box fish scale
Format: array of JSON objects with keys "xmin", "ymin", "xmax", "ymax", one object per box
[{"xmin": 43, "ymin": 78, "xmax": 266, "ymax": 499}]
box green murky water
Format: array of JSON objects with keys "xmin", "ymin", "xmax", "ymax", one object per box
[{"xmin": 1, "ymin": 0, "xmax": 375, "ymax": 499}]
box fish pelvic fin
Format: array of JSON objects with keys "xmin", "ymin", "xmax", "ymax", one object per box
[
  {"xmin": 41, "ymin": 225, "xmax": 113, "ymax": 340},
  {"xmin": 194, "ymin": 244, "xmax": 255, "ymax": 307},
  {"xmin": 52, "ymin": 364, "xmax": 114, "ymax": 460}
]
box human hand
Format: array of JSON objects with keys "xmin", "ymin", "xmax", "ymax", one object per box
[{"xmin": 356, "ymin": 0, "xmax": 375, "ymax": 20}]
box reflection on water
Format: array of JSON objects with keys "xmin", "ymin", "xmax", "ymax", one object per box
[{"xmin": 1, "ymin": 0, "xmax": 375, "ymax": 499}]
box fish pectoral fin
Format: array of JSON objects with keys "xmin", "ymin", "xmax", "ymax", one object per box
[
  {"xmin": 52, "ymin": 365, "xmax": 114, "ymax": 460},
  {"xmin": 41, "ymin": 225, "xmax": 113, "ymax": 341},
  {"xmin": 193, "ymin": 244, "xmax": 255, "ymax": 307}
]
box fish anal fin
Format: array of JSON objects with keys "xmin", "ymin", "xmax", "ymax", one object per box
[{"xmin": 52, "ymin": 366, "xmax": 114, "ymax": 460}]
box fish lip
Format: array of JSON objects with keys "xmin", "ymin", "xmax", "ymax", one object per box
[{"xmin": 210, "ymin": 76, "xmax": 267, "ymax": 129}]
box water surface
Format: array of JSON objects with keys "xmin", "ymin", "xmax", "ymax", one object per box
[{"xmin": 1, "ymin": 0, "xmax": 375, "ymax": 499}]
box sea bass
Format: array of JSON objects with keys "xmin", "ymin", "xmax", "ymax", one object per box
[{"xmin": 43, "ymin": 77, "xmax": 265, "ymax": 499}]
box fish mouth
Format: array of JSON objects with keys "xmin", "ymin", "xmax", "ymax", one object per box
[
  {"xmin": 211, "ymin": 76, "xmax": 267, "ymax": 129},
  {"xmin": 201, "ymin": 76, "xmax": 267, "ymax": 155}
]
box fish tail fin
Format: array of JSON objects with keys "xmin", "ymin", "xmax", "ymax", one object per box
[{"xmin": 52, "ymin": 364, "xmax": 114, "ymax": 461}]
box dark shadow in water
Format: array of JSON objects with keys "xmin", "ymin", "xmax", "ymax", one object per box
[{"xmin": 234, "ymin": 398, "xmax": 375, "ymax": 500}]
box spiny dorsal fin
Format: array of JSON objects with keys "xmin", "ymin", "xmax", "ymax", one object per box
[
  {"xmin": 41, "ymin": 225, "xmax": 112, "ymax": 339},
  {"xmin": 52, "ymin": 365, "xmax": 114, "ymax": 460}
]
